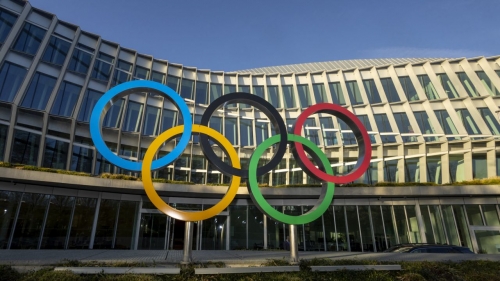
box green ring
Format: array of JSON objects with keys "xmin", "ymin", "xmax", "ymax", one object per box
[{"xmin": 247, "ymin": 134, "xmax": 335, "ymax": 225}]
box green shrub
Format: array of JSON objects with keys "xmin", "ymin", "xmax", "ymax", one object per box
[
  {"xmin": 398, "ymin": 273, "xmax": 426, "ymax": 281},
  {"xmin": 0, "ymin": 265, "xmax": 21, "ymax": 281}
]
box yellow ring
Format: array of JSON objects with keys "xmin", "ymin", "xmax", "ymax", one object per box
[{"xmin": 142, "ymin": 124, "xmax": 241, "ymax": 222}]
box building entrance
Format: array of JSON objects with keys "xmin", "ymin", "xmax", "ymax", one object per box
[
  {"xmin": 470, "ymin": 226, "xmax": 500, "ymax": 254},
  {"xmin": 138, "ymin": 212, "xmax": 168, "ymax": 250}
]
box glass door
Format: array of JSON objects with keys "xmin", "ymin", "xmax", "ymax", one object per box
[
  {"xmin": 201, "ymin": 215, "xmax": 228, "ymax": 250},
  {"xmin": 470, "ymin": 226, "xmax": 500, "ymax": 254},
  {"xmin": 138, "ymin": 213, "xmax": 167, "ymax": 250}
]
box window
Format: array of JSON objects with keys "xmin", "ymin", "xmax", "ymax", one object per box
[
  {"xmin": 405, "ymin": 158, "xmax": 420, "ymax": 182},
  {"xmin": 456, "ymin": 109, "xmax": 480, "ymax": 135},
  {"xmin": 122, "ymin": 101, "xmax": 143, "ymax": 132},
  {"xmin": 255, "ymin": 120, "xmax": 269, "ymax": 145},
  {"xmin": 312, "ymin": 83, "xmax": 327, "ymax": 103},
  {"xmin": 116, "ymin": 60, "xmax": 132, "ymax": 72},
  {"xmin": 51, "ymin": 81, "xmax": 81, "ymax": 117},
  {"xmin": 304, "ymin": 118, "xmax": 320, "ymax": 145},
  {"xmin": 195, "ymin": 81, "xmax": 208, "ymax": 104},
  {"xmin": 134, "ymin": 66, "xmax": 149, "ymax": 80},
  {"xmin": 437, "ymin": 73, "xmax": 459, "ymax": 98},
  {"xmin": 209, "ymin": 116, "xmax": 222, "ymax": 132},
  {"xmin": 374, "ymin": 114, "xmax": 392, "ymax": 132},
  {"xmin": 161, "ymin": 109, "xmax": 177, "ymax": 132},
  {"xmin": 180, "ymin": 79, "xmax": 194, "ymax": 100},
  {"xmin": 393, "ymin": 112, "xmax": 412, "ymax": 133},
  {"xmin": 70, "ymin": 145, "xmax": 93, "ymax": 173},
  {"xmin": 328, "ymin": 82, "xmax": 346, "ymax": 105},
  {"xmin": 384, "ymin": 160, "xmax": 399, "ymax": 182},
  {"xmin": 42, "ymin": 36, "xmax": 70, "ymax": 66},
  {"xmin": 356, "ymin": 114, "xmax": 372, "ymax": 131},
  {"xmin": 142, "ymin": 106, "xmax": 160, "ymax": 136},
  {"xmin": 77, "ymin": 89, "xmax": 103, "ymax": 122},
  {"xmin": 210, "ymin": 84, "xmax": 222, "ymax": 103},
  {"xmin": 434, "ymin": 110, "xmax": 458, "ymax": 135},
  {"xmin": 0, "ymin": 61, "xmax": 26, "ymax": 102},
  {"xmin": 0, "ymin": 9, "xmax": 17, "ymax": 43},
  {"xmin": 240, "ymin": 118, "xmax": 253, "ymax": 146},
  {"xmin": 225, "ymin": 117, "xmax": 237, "ymax": 144},
  {"xmin": 12, "ymin": 22, "xmax": 46, "ymax": 55},
  {"xmin": 0, "ymin": 124, "xmax": 7, "ymax": 160},
  {"xmin": 150, "ymin": 71, "xmax": 165, "ymax": 84},
  {"xmin": 414, "ymin": 111, "xmax": 436, "ymax": 134},
  {"xmin": 267, "ymin": 86, "xmax": 280, "ymax": 108},
  {"xmin": 252, "ymin": 85, "xmax": 265, "ymax": 99},
  {"xmin": 398, "ymin": 76, "xmax": 418, "ymax": 101},
  {"xmin": 380, "ymin": 78, "xmax": 399, "ymax": 103},
  {"xmin": 456, "ymin": 72, "xmax": 478, "ymax": 97},
  {"xmin": 224, "ymin": 84, "xmax": 236, "ymax": 95},
  {"xmin": 345, "ymin": 81, "xmax": 363, "ymax": 105},
  {"xmin": 297, "ymin": 84, "xmax": 311, "ymax": 108},
  {"xmin": 102, "ymin": 99, "xmax": 124, "ymax": 128},
  {"xmin": 282, "ymin": 85, "xmax": 295, "ymax": 108},
  {"xmin": 111, "ymin": 69, "xmax": 130, "ymax": 86},
  {"xmin": 427, "ymin": 156, "xmax": 442, "ymax": 184},
  {"xmin": 10, "ymin": 130, "xmax": 41, "ymax": 165},
  {"xmin": 450, "ymin": 155, "xmax": 464, "ymax": 183},
  {"xmin": 21, "ymin": 72, "xmax": 57, "ymax": 110},
  {"xmin": 320, "ymin": 116, "xmax": 337, "ymax": 146},
  {"xmin": 67, "ymin": 48, "xmax": 93, "ymax": 74},
  {"xmin": 363, "ymin": 79, "xmax": 381, "ymax": 104},
  {"xmin": 111, "ymin": 60, "xmax": 132, "ymax": 86},
  {"xmin": 42, "ymin": 138, "xmax": 69, "ymax": 169},
  {"xmin": 91, "ymin": 52, "xmax": 114, "ymax": 81},
  {"xmin": 478, "ymin": 108, "xmax": 500, "ymax": 135},
  {"xmin": 476, "ymin": 71, "xmax": 500, "ymax": 96},
  {"xmin": 417, "ymin": 74, "xmax": 439, "ymax": 100}
]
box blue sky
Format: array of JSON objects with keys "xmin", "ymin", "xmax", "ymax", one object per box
[{"xmin": 29, "ymin": 0, "xmax": 498, "ymax": 71}]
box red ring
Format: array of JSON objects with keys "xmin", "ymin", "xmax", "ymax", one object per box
[{"xmin": 292, "ymin": 103, "xmax": 372, "ymax": 184}]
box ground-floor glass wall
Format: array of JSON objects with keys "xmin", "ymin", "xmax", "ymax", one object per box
[{"xmin": 1, "ymin": 189, "xmax": 499, "ymax": 253}]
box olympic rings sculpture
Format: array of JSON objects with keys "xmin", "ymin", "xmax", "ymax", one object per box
[{"xmin": 90, "ymin": 80, "xmax": 372, "ymax": 225}]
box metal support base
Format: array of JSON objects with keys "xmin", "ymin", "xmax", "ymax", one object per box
[
  {"xmin": 181, "ymin": 221, "xmax": 193, "ymax": 264},
  {"xmin": 289, "ymin": 224, "xmax": 299, "ymax": 265}
]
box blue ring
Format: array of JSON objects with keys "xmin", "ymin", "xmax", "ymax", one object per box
[{"xmin": 90, "ymin": 80, "xmax": 192, "ymax": 171}]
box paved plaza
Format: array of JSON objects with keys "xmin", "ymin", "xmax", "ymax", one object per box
[{"xmin": 0, "ymin": 250, "xmax": 499, "ymax": 266}]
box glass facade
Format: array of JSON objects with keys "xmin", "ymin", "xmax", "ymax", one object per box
[{"xmin": 21, "ymin": 72, "xmax": 57, "ymax": 110}]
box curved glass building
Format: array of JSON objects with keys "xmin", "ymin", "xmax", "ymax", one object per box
[{"xmin": 0, "ymin": 0, "xmax": 499, "ymax": 253}]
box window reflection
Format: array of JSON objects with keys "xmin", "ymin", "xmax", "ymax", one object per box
[
  {"xmin": 363, "ymin": 79, "xmax": 381, "ymax": 104},
  {"xmin": 42, "ymin": 138, "xmax": 69, "ymax": 169},
  {"xmin": 10, "ymin": 193, "xmax": 50, "ymax": 249},
  {"xmin": 13, "ymin": 22, "xmax": 46, "ymax": 55},
  {"xmin": 51, "ymin": 81, "xmax": 81, "ymax": 117},
  {"xmin": 41, "ymin": 195, "xmax": 74, "ymax": 249},
  {"xmin": 21, "ymin": 72, "xmax": 57, "ymax": 110},
  {"xmin": 42, "ymin": 36, "xmax": 70, "ymax": 66},
  {"xmin": 0, "ymin": 61, "xmax": 27, "ymax": 102},
  {"xmin": 0, "ymin": 9, "xmax": 17, "ymax": 44},
  {"xmin": 398, "ymin": 76, "xmax": 418, "ymax": 101},
  {"xmin": 11, "ymin": 129, "xmax": 41, "ymax": 165},
  {"xmin": 329, "ymin": 82, "xmax": 346, "ymax": 105}
]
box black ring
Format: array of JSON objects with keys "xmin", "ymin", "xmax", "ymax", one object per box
[{"xmin": 199, "ymin": 92, "xmax": 288, "ymax": 178}]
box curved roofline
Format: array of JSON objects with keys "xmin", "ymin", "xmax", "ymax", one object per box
[{"xmin": 231, "ymin": 58, "xmax": 449, "ymax": 75}]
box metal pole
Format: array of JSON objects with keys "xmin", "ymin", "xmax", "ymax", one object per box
[
  {"xmin": 289, "ymin": 224, "xmax": 299, "ymax": 265},
  {"xmin": 181, "ymin": 221, "xmax": 194, "ymax": 264}
]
